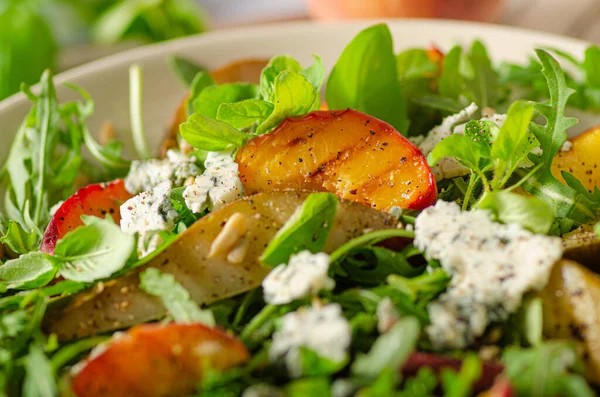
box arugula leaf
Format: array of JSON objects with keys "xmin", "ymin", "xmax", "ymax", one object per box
[
  {"xmin": 490, "ymin": 100, "xmax": 537, "ymax": 189},
  {"xmin": 438, "ymin": 46, "xmax": 464, "ymax": 99},
  {"xmin": 0, "ymin": 221, "xmax": 39, "ymax": 255},
  {"xmin": 386, "ymin": 268, "xmax": 450, "ymax": 303},
  {"xmin": 351, "ymin": 317, "xmax": 420, "ymax": 380},
  {"xmin": 261, "ymin": 192, "xmax": 338, "ymax": 267},
  {"xmin": 476, "ymin": 191, "xmax": 555, "ymax": 234},
  {"xmin": 193, "ymin": 83, "xmax": 260, "ymax": 118},
  {"xmin": 169, "ymin": 55, "xmax": 207, "ymax": 87},
  {"xmin": 503, "ymin": 342, "xmax": 594, "ymax": 397},
  {"xmin": 326, "ymin": 24, "xmax": 408, "ymax": 133},
  {"xmin": 139, "ymin": 268, "xmax": 215, "ymax": 326},
  {"xmin": 54, "ymin": 216, "xmax": 135, "ymax": 283},
  {"xmin": 440, "ymin": 354, "xmax": 482, "ymax": 397},
  {"xmin": 462, "ymin": 41, "xmax": 502, "ymax": 109},
  {"xmin": 217, "ymin": 99, "xmax": 274, "ymax": 129},
  {"xmin": 256, "ymin": 72, "xmax": 317, "ymax": 134},
  {"xmin": 180, "ymin": 113, "xmax": 252, "ymax": 151},
  {"xmin": 0, "ymin": 253, "xmax": 57, "ymax": 292}
]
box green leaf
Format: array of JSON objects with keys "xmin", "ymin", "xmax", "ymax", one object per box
[
  {"xmin": 386, "ymin": 268, "xmax": 450, "ymax": 303},
  {"xmin": 193, "ymin": 83, "xmax": 260, "ymax": 118},
  {"xmin": 0, "ymin": 220, "xmax": 39, "ymax": 255},
  {"xmin": 438, "ymin": 46, "xmax": 464, "ymax": 99},
  {"xmin": 463, "ymin": 41, "xmax": 501, "ymax": 109},
  {"xmin": 169, "ymin": 56, "xmax": 207, "ymax": 87},
  {"xmin": 582, "ymin": 45, "xmax": 600, "ymax": 88},
  {"xmin": 139, "ymin": 268, "xmax": 215, "ymax": 326},
  {"xmin": 397, "ymin": 49, "xmax": 437, "ymax": 80},
  {"xmin": 260, "ymin": 55, "xmax": 303, "ymax": 102},
  {"xmin": 490, "ymin": 100, "xmax": 537, "ymax": 189},
  {"xmin": 260, "ymin": 192, "xmax": 338, "ymax": 267},
  {"xmin": 55, "ymin": 216, "xmax": 135, "ymax": 283},
  {"xmin": 180, "ymin": 113, "xmax": 252, "ymax": 151},
  {"xmin": 300, "ymin": 54, "xmax": 326, "ymax": 93},
  {"xmin": 595, "ymin": 222, "xmax": 600, "ymax": 237},
  {"xmin": 351, "ymin": 317, "xmax": 420, "ymax": 380},
  {"xmin": 187, "ymin": 72, "xmax": 217, "ymax": 116},
  {"xmin": 503, "ymin": 342, "xmax": 594, "ymax": 397},
  {"xmin": 298, "ymin": 347, "xmax": 348, "ymax": 377},
  {"xmin": 286, "ymin": 377, "xmax": 331, "ymax": 397},
  {"xmin": 476, "ymin": 191, "xmax": 555, "ymax": 234},
  {"xmin": 326, "ymin": 24, "xmax": 408, "ymax": 133},
  {"xmin": 256, "ymin": 71, "xmax": 317, "ymax": 134},
  {"xmin": 217, "ymin": 99, "xmax": 274, "ymax": 129},
  {"xmin": 521, "ymin": 296, "xmax": 543, "ymax": 347},
  {"xmin": 440, "ymin": 354, "xmax": 482, "ymax": 397},
  {"xmin": 0, "ymin": 252, "xmax": 57, "ymax": 291},
  {"xmin": 23, "ymin": 343, "xmax": 56, "ymax": 397},
  {"xmin": 427, "ymin": 134, "xmax": 490, "ymax": 173}
]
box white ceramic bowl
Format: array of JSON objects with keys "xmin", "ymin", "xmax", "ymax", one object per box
[{"xmin": 0, "ymin": 19, "xmax": 596, "ymax": 163}]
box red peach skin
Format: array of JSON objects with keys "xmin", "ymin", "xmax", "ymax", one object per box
[
  {"xmin": 41, "ymin": 179, "xmax": 132, "ymax": 254},
  {"xmin": 71, "ymin": 323, "xmax": 249, "ymax": 397},
  {"xmin": 236, "ymin": 109, "xmax": 437, "ymax": 211}
]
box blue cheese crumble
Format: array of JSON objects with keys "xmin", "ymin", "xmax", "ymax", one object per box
[
  {"xmin": 414, "ymin": 201, "xmax": 563, "ymax": 350},
  {"xmin": 120, "ymin": 181, "xmax": 178, "ymax": 257},
  {"xmin": 269, "ymin": 303, "xmax": 351, "ymax": 377},
  {"xmin": 124, "ymin": 150, "xmax": 201, "ymax": 194},
  {"xmin": 183, "ymin": 151, "xmax": 244, "ymax": 213},
  {"xmin": 262, "ymin": 251, "xmax": 335, "ymax": 305},
  {"xmin": 413, "ymin": 103, "xmax": 507, "ymax": 181}
]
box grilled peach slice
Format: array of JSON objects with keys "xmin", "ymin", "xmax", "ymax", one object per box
[
  {"xmin": 552, "ymin": 125, "xmax": 600, "ymax": 193},
  {"xmin": 71, "ymin": 323, "xmax": 248, "ymax": 397},
  {"xmin": 41, "ymin": 179, "xmax": 132, "ymax": 254},
  {"xmin": 236, "ymin": 109, "xmax": 437, "ymax": 211}
]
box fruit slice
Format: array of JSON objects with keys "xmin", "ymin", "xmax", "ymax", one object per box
[
  {"xmin": 41, "ymin": 179, "xmax": 132, "ymax": 254},
  {"xmin": 552, "ymin": 125, "xmax": 600, "ymax": 193},
  {"xmin": 236, "ymin": 109, "xmax": 437, "ymax": 211},
  {"xmin": 70, "ymin": 323, "xmax": 248, "ymax": 397}
]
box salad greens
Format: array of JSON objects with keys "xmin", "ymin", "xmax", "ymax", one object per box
[{"xmin": 0, "ymin": 22, "xmax": 599, "ymax": 397}]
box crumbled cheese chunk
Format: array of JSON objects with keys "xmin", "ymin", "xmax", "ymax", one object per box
[
  {"xmin": 262, "ymin": 251, "xmax": 335, "ymax": 305},
  {"xmin": 561, "ymin": 140, "xmax": 573, "ymax": 152},
  {"xmin": 415, "ymin": 201, "xmax": 563, "ymax": 350},
  {"xmin": 376, "ymin": 297, "xmax": 400, "ymax": 334},
  {"xmin": 124, "ymin": 150, "xmax": 201, "ymax": 194},
  {"xmin": 120, "ymin": 181, "xmax": 178, "ymax": 257},
  {"xmin": 269, "ymin": 303, "xmax": 351, "ymax": 377},
  {"xmin": 183, "ymin": 151, "xmax": 244, "ymax": 213},
  {"xmin": 415, "ymin": 104, "xmax": 510, "ymax": 181}
]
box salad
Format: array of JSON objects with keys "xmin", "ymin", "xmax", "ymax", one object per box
[{"xmin": 0, "ymin": 22, "xmax": 599, "ymax": 397}]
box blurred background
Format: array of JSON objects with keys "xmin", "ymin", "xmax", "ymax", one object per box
[{"xmin": 1, "ymin": 0, "xmax": 598, "ymax": 101}]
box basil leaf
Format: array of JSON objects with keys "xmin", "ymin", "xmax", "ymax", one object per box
[
  {"xmin": 427, "ymin": 133, "xmax": 490, "ymax": 173},
  {"xmin": 438, "ymin": 46, "xmax": 464, "ymax": 99},
  {"xmin": 180, "ymin": 113, "xmax": 252, "ymax": 151},
  {"xmin": 256, "ymin": 71, "xmax": 317, "ymax": 134},
  {"xmin": 261, "ymin": 192, "xmax": 338, "ymax": 267},
  {"xmin": 193, "ymin": 83, "xmax": 259, "ymax": 118},
  {"xmin": 169, "ymin": 55, "xmax": 207, "ymax": 87},
  {"xmin": 140, "ymin": 268, "xmax": 215, "ymax": 326},
  {"xmin": 490, "ymin": 100, "xmax": 537, "ymax": 189},
  {"xmin": 187, "ymin": 72, "xmax": 216, "ymax": 116},
  {"xmin": 0, "ymin": 252, "xmax": 57, "ymax": 291},
  {"xmin": 55, "ymin": 216, "xmax": 135, "ymax": 283},
  {"xmin": 326, "ymin": 24, "xmax": 408, "ymax": 133},
  {"xmin": 217, "ymin": 99, "xmax": 274, "ymax": 129},
  {"xmin": 476, "ymin": 191, "xmax": 554, "ymax": 234},
  {"xmin": 397, "ymin": 49, "xmax": 437, "ymax": 80},
  {"xmin": 0, "ymin": 220, "xmax": 39, "ymax": 255},
  {"xmin": 351, "ymin": 317, "xmax": 420, "ymax": 379},
  {"xmin": 260, "ymin": 55, "xmax": 303, "ymax": 102}
]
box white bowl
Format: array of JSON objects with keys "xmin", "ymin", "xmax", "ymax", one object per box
[{"xmin": 0, "ymin": 19, "xmax": 596, "ymax": 163}]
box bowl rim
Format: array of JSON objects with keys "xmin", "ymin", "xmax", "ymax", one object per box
[{"xmin": 0, "ymin": 18, "xmax": 591, "ymax": 114}]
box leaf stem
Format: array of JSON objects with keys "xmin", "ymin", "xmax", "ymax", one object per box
[
  {"xmin": 129, "ymin": 65, "xmax": 151, "ymax": 159},
  {"xmin": 462, "ymin": 173, "xmax": 479, "ymax": 210},
  {"xmin": 240, "ymin": 304, "xmax": 277, "ymax": 343},
  {"xmin": 329, "ymin": 229, "xmax": 415, "ymax": 263}
]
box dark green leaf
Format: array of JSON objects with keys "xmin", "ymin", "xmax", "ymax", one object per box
[
  {"xmin": 351, "ymin": 317, "xmax": 420, "ymax": 379},
  {"xmin": 463, "ymin": 41, "xmax": 502, "ymax": 109},
  {"xmin": 438, "ymin": 46, "xmax": 464, "ymax": 99},
  {"xmin": 140, "ymin": 268, "xmax": 215, "ymax": 325},
  {"xmin": 476, "ymin": 191, "xmax": 554, "ymax": 234},
  {"xmin": 54, "ymin": 216, "xmax": 135, "ymax": 283},
  {"xmin": 169, "ymin": 56, "xmax": 207, "ymax": 87},
  {"xmin": 411, "ymin": 95, "xmax": 464, "ymax": 113},
  {"xmin": 217, "ymin": 99, "xmax": 274, "ymax": 129},
  {"xmin": 261, "ymin": 192, "xmax": 338, "ymax": 267},
  {"xmin": 180, "ymin": 113, "xmax": 252, "ymax": 151},
  {"xmin": 326, "ymin": 24, "xmax": 408, "ymax": 133}
]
